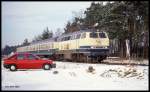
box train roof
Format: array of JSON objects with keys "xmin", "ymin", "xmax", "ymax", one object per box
[
  {"xmin": 30, "ymin": 37, "xmax": 56, "ymax": 45},
  {"xmin": 30, "ymin": 29, "xmax": 102, "ymax": 45},
  {"xmin": 59, "ymin": 29, "xmax": 97, "ymax": 37}
]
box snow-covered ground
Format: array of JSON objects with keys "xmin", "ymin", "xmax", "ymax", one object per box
[{"xmin": 2, "ymin": 60, "xmax": 149, "ymax": 91}]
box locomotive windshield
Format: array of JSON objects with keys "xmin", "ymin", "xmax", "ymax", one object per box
[
  {"xmin": 90, "ymin": 32, "xmax": 98, "ymax": 38},
  {"xmin": 99, "ymin": 33, "xmax": 106, "ymax": 38},
  {"xmin": 90, "ymin": 32, "xmax": 107, "ymax": 38}
]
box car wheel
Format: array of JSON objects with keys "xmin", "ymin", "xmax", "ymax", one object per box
[
  {"xmin": 10, "ymin": 65, "xmax": 17, "ymax": 71},
  {"xmin": 43, "ymin": 64, "xmax": 51, "ymax": 70}
]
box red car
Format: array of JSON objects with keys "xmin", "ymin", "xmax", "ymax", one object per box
[{"xmin": 3, "ymin": 53, "xmax": 56, "ymax": 71}]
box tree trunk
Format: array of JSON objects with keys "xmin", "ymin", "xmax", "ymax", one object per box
[
  {"xmin": 119, "ymin": 39, "xmax": 126, "ymax": 58},
  {"xmin": 128, "ymin": 17, "xmax": 135, "ymax": 59}
]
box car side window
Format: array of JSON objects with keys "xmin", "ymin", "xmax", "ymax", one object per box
[
  {"xmin": 27, "ymin": 54, "xmax": 36, "ymax": 60},
  {"xmin": 17, "ymin": 54, "xmax": 25, "ymax": 60}
]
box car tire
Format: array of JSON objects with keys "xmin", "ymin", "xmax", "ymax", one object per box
[
  {"xmin": 9, "ymin": 65, "xmax": 17, "ymax": 71},
  {"xmin": 43, "ymin": 64, "xmax": 51, "ymax": 70}
]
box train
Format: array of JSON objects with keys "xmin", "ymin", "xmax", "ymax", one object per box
[{"xmin": 17, "ymin": 29, "xmax": 110, "ymax": 62}]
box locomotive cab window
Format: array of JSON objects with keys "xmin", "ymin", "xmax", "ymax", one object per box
[
  {"xmin": 99, "ymin": 33, "xmax": 106, "ymax": 38},
  {"xmin": 90, "ymin": 32, "xmax": 98, "ymax": 38}
]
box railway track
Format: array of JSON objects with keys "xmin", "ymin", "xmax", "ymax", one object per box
[{"xmin": 56, "ymin": 57, "xmax": 149, "ymax": 66}]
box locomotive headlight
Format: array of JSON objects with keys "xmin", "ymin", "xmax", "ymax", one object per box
[
  {"xmin": 105, "ymin": 46, "xmax": 107, "ymax": 48},
  {"xmin": 91, "ymin": 46, "xmax": 96, "ymax": 49}
]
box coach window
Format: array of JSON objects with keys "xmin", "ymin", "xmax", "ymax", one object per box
[
  {"xmin": 62, "ymin": 38, "xmax": 64, "ymax": 41},
  {"xmin": 70, "ymin": 35, "xmax": 73, "ymax": 40},
  {"xmin": 72, "ymin": 35, "xmax": 76, "ymax": 40},
  {"xmin": 63, "ymin": 37, "xmax": 66, "ymax": 41},
  {"xmin": 63, "ymin": 37, "xmax": 65, "ymax": 41},
  {"xmin": 81, "ymin": 33, "xmax": 86, "ymax": 39},
  {"xmin": 59, "ymin": 38, "xmax": 62, "ymax": 41},
  {"xmin": 62, "ymin": 37, "xmax": 64, "ymax": 41},
  {"xmin": 67, "ymin": 36, "xmax": 71, "ymax": 40},
  {"xmin": 60, "ymin": 38, "xmax": 63, "ymax": 41},
  {"xmin": 39, "ymin": 44, "xmax": 41, "ymax": 50},
  {"xmin": 57, "ymin": 38, "xmax": 60, "ymax": 42},
  {"xmin": 61, "ymin": 37, "xmax": 65, "ymax": 41},
  {"xmin": 76, "ymin": 34, "xmax": 81, "ymax": 39},
  {"xmin": 54, "ymin": 37, "xmax": 58, "ymax": 41},
  {"xmin": 65, "ymin": 37, "xmax": 67, "ymax": 41},
  {"xmin": 90, "ymin": 32, "xmax": 98, "ymax": 38}
]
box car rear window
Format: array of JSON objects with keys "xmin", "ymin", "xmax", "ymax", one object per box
[
  {"xmin": 17, "ymin": 54, "xmax": 25, "ymax": 60},
  {"xmin": 90, "ymin": 32, "xmax": 98, "ymax": 38},
  {"xmin": 99, "ymin": 33, "xmax": 106, "ymax": 38}
]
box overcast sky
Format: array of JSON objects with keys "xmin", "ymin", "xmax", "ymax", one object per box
[{"xmin": 2, "ymin": 2, "xmax": 92, "ymax": 48}]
